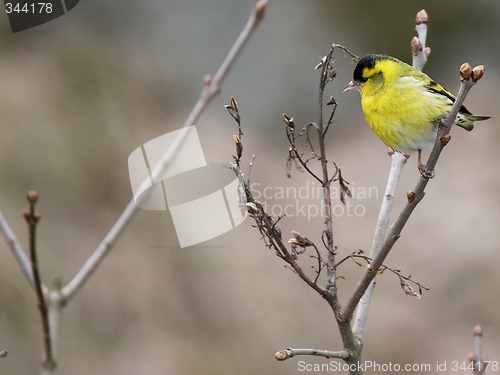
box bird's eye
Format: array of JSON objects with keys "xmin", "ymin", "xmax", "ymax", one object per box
[{"xmin": 364, "ymin": 70, "xmax": 383, "ymax": 83}]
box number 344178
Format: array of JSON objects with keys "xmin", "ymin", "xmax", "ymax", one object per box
[{"xmin": 5, "ymin": 3, "xmax": 53, "ymax": 14}]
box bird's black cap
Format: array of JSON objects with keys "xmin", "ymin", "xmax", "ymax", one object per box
[{"xmin": 353, "ymin": 54, "xmax": 388, "ymax": 82}]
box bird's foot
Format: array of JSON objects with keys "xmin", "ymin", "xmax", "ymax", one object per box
[{"xmin": 418, "ymin": 163, "xmax": 435, "ymax": 179}]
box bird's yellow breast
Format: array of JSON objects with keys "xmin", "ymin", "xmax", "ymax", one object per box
[{"xmin": 359, "ymin": 61, "xmax": 449, "ymax": 152}]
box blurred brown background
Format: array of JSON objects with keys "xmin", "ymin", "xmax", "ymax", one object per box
[{"xmin": 0, "ymin": 0, "xmax": 499, "ymax": 374}]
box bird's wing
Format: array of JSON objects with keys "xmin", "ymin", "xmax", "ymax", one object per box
[{"xmin": 423, "ymin": 79, "xmax": 473, "ymax": 115}]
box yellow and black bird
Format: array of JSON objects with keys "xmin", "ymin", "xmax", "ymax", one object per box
[{"xmin": 345, "ymin": 54, "xmax": 489, "ymax": 170}]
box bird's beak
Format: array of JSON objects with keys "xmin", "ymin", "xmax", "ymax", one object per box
[{"xmin": 343, "ymin": 80, "xmax": 359, "ymax": 92}]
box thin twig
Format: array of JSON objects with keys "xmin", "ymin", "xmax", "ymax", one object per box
[
  {"xmin": 275, "ymin": 348, "xmax": 350, "ymax": 361},
  {"xmin": 317, "ymin": 46, "xmax": 336, "ymax": 290},
  {"xmin": 314, "ymin": 44, "xmax": 357, "ymax": 293},
  {"xmin": 471, "ymin": 324, "xmax": 486, "ymax": 375},
  {"xmin": 316, "ymin": 44, "xmax": 365, "ymax": 373},
  {"xmin": 348, "ymin": 253, "xmax": 430, "ymax": 297},
  {"xmin": 24, "ymin": 192, "xmax": 55, "ymax": 370},
  {"xmin": 232, "ymin": 112, "xmax": 328, "ymax": 297},
  {"xmin": 284, "ymin": 119, "xmax": 323, "ymax": 183}
]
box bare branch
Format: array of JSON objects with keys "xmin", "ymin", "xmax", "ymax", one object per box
[
  {"xmin": 317, "ymin": 46, "xmax": 336, "ymax": 289},
  {"xmin": 471, "ymin": 324, "xmax": 487, "ymax": 375},
  {"xmin": 24, "ymin": 191, "xmax": 56, "ymax": 370},
  {"xmin": 275, "ymin": 348, "xmax": 350, "ymax": 361},
  {"xmin": 351, "ymin": 152, "xmax": 407, "ymax": 337},
  {"xmin": 236, "ymin": 44, "xmax": 364, "ymax": 370},
  {"xmin": 59, "ymin": 0, "xmax": 268, "ymax": 303},
  {"xmin": 345, "ymin": 252, "xmax": 430, "ymax": 298}
]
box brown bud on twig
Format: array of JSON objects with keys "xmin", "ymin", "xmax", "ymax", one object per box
[
  {"xmin": 468, "ymin": 352, "xmax": 476, "ymax": 363},
  {"xmin": 460, "ymin": 63, "xmax": 472, "ymax": 81},
  {"xmin": 0, "ymin": 350, "xmax": 7, "ymax": 358},
  {"xmin": 411, "ymin": 37, "xmax": 422, "ymax": 55},
  {"xmin": 288, "ymin": 231, "xmax": 313, "ymax": 248},
  {"xmin": 425, "ymin": 47, "xmax": 431, "ymax": 58},
  {"xmin": 255, "ymin": 0, "xmax": 267, "ymax": 20},
  {"xmin": 203, "ymin": 74, "xmax": 212, "ymax": 86},
  {"xmin": 314, "ymin": 55, "xmax": 327, "ymax": 71},
  {"xmin": 233, "ymin": 135, "xmax": 243, "ymax": 160},
  {"xmin": 275, "ymin": 350, "xmax": 288, "ymax": 361},
  {"xmin": 27, "ymin": 190, "xmax": 39, "ymax": 204},
  {"xmin": 407, "ymin": 191, "xmax": 416, "ymax": 203},
  {"xmin": 225, "ymin": 96, "xmax": 240, "ymax": 125},
  {"xmin": 472, "ymin": 65, "xmax": 485, "ymax": 82},
  {"xmin": 22, "ymin": 210, "xmax": 40, "ymax": 222},
  {"xmin": 473, "ymin": 324, "xmax": 483, "ymax": 337},
  {"xmin": 245, "ymin": 202, "xmax": 259, "ymax": 214},
  {"xmin": 440, "ymin": 134, "xmax": 451, "ymax": 146},
  {"xmin": 282, "ymin": 113, "xmax": 294, "ymax": 130},
  {"xmin": 326, "ymin": 96, "xmax": 337, "ymax": 106},
  {"xmin": 415, "ymin": 9, "xmax": 429, "ymax": 25}
]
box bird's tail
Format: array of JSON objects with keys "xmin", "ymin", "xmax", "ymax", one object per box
[{"xmin": 456, "ymin": 114, "xmax": 490, "ymax": 131}]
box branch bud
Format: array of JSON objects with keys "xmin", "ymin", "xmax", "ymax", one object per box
[
  {"xmin": 203, "ymin": 74, "xmax": 212, "ymax": 86},
  {"xmin": 473, "ymin": 324, "xmax": 483, "ymax": 337},
  {"xmin": 460, "ymin": 63, "xmax": 472, "ymax": 81},
  {"xmin": 27, "ymin": 190, "xmax": 39, "ymax": 204},
  {"xmin": 425, "ymin": 47, "xmax": 431, "ymax": 58},
  {"xmin": 411, "ymin": 37, "xmax": 422, "ymax": 56},
  {"xmin": 22, "ymin": 210, "xmax": 40, "ymax": 222},
  {"xmin": 314, "ymin": 56, "xmax": 327, "ymax": 70},
  {"xmin": 472, "ymin": 65, "xmax": 485, "ymax": 82},
  {"xmin": 255, "ymin": 0, "xmax": 267, "ymax": 20},
  {"xmin": 440, "ymin": 134, "xmax": 451, "ymax": 146},
  {"xmin": 406, "ymin": 191, "xmax": 416, "ymax": 202},
  {"xmin": 275, "ymin": 350, "xmax": 289, "ymax": 361},
  {"xmin": 326, "ymin": 96, "xmax": 337, "ymax": 106},
  {"xmin": 282, "ymin": 113, "xmax": 294, "ymax": 130},
  {"xmin": 225, "ymin": 96, "xmax": 240, "ymax": 125},
  {"xmin": 245, "ymin": 202, "xmax": 259, "ymax": 214},
  {"xmin": 415, "ymin": 9, "xmax": 429, "ymax": 25},
  {"xmin": 468, "ymin": 352, "xmax": 476, "ymax": 363},
  {"xmin": 233, "ymin": 135, "xmax": 243, "ymax": 160},
  {"xmin": 288, "ymin": 230, "xmax": 313, "ymax": 247}
]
